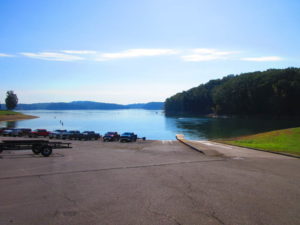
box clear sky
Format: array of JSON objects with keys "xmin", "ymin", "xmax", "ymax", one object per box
[{"xmin": 0, "ymin": 0, "xmax": 299, "ymax": 104}]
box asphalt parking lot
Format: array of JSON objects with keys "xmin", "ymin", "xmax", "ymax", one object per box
[{"xmin": 0, "ymin": 137, "xmax": 299, "ymax": 225}]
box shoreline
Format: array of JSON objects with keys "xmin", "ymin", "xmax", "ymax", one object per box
[{"xmin": 0, "ymin": 114, "xmax": 38, "ymax": 122}]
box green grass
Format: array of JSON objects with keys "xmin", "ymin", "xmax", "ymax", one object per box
[
  {"xmin": 0, "ymin": 110, "xmax": 22, "ymax": 115},
  {"xmin": 221, "ymin": 127, "xmax": 300, "ymax": 156}
]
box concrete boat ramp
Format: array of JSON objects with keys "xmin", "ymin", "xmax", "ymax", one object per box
[
  {"xmin": 176, "ymin": 134, "xmax": 291, "ymax": 159},
  {"xmin": 0, "ymin": 136, "xmax": 299, "ymax": 225}
]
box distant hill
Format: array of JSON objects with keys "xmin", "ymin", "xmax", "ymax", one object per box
[
  {"xmin": 1, "ymin": 101, "xmax": 164, "ymax": 110},
  {"xmin": 165, "ymin": 68, "xmax": 300, "ymax": 116},
  {"xmin": 127, "ymin": 102, "xmax": 165, "ymax": 110}
]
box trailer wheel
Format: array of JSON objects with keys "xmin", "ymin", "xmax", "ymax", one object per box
[
  {"xmin": 32, "ymin": 144, "xmax": 42, "ymax": 154},
  {"xmin": 41, "ymin": 146, "xmax": 52, "ymax": 157}
]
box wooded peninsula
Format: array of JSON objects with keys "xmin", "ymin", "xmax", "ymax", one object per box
[{"xmin": 165, "ymin": 68, "xmax": 300, "ymax": 116}]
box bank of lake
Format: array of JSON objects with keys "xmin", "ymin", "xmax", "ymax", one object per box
[
  {"xmin": 220, "ymin": 127, "xmax": 300, "ymax": 156},
  {"xmin": 0, "ymin": 110, "xmax": 38, "ymax": 122}
]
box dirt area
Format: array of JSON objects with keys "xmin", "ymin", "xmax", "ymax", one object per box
[{"xmin": 0, "ymin": 114, "xmax": 38, "ymax": 122}]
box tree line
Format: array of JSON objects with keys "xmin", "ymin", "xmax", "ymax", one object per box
[{"xmin": 165, "ymin": 68, "xmax": 300, "ymax": 116}]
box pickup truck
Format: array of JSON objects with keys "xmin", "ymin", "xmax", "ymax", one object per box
[
  {"xmin": 63, "ymin": 130, "xmax": 81, "ymax": 140},
  {"xmin": 119, "ymin": 132, "xmax": 137, "ymax": 142},
  {"xmin": 11, "ymin": 128, "xmax": 24, "ymax": 137},
  {"xmin": 2, "ymin": 128, "xmax": 31, "ymax": 137},
  {"xmin": 29, "ymin": 129, "xmax": 50, "ymax": 138},
  {"xmin": 79, "ymin": 131, "xmax": 101, "ymax": 140},
  {"xmin": 49, "ymin": 130, "xmax": 67, "ymax": 139},
  {"xmin": 103, "ymin": 132, "xmax": 120, "ymax": 142},
  {"xmin": 19, "ymin": 128, "xmax": 32, "ymax": 136}
]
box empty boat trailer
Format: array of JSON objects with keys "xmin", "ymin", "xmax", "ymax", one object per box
[{"xmin": 0, "ymin": 140, "xmax": 72, "ymax": 157}]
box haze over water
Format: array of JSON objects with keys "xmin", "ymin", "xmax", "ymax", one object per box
[{"xmin": 1, "ymin": 110, "xmax": 300, "ymax": 140}]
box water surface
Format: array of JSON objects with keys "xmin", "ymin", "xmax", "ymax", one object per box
[{"xmin": 1, "ymin": 110, "xmax": 300, "ymax": 140}]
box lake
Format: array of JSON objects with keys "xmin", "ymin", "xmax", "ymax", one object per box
[{"xmin": 1, "ymin": 110, "xmax": 300, "ymax": 140}]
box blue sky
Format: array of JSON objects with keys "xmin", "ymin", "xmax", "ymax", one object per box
[{"xmin": 0, "ymin": 0, "xmax": 299, "ymax": 104}]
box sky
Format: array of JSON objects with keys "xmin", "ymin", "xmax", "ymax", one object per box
[{"xmin": 0, "ymin": 0, "xmax": 299, "ymax": 104}]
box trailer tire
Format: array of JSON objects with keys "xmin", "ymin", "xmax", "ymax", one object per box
[
  {"xmin": 0, "ymin": 145, "xmax": 3, "ymax": 153},
  {"xmin": 41, "ymin": 146, "xmax": 52, "ymax": 157},
  {"xmin": 32, "ymin": 144, "xmax": 42, "ymax": 154}
]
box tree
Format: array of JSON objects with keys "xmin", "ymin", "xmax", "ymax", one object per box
[{"xmin": 5, "ymin": 91, "xmax": 18, "ymax": 110}]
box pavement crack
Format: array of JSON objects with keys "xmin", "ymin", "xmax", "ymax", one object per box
[
  {"xmin": 37, "ymin": 175, "xmax": 105, "ymax": 221},
  {"xmin": 38, "ymin": 175, "xmax": 77, "ymax": 206},
  {"xmin": 162, "ymin": 172, "xmax": 227, "ymax": 225},
  {"xmin": 145, "ymin": 200, "xmax": 183, "ymax": 225},
  {"xmin": 0, "ymin": 159, "xmax": 225, "ymax": 180},
  {"xmin": 211, "ymin": 211, "xmax": 226, "ymax": 225}
]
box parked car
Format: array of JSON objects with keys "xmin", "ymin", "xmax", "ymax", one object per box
[
  {"xmin": 119, "ymin": 132, "xmax": 137, "ymax": 142},
  {"xmin": 29, "ymin": 129, "xmax": 50, "ymax": 138},
  {"xmin": 49, "ymin": 130, "xmax": 67, "ymax": 139},
  {"xmin": 103, "ymin": 132, "xmax": 120, "ymax": 142},
  {"xmin": 2, "ymin": 129, "xmax": 13, "ymax": 136},
  {"xmin": 79, "ymin": 131, "xmax": 100, "ymax": 140},
  {"xmin": 62, "ymin": 130, "xmax": 81, "ymax": 140}
]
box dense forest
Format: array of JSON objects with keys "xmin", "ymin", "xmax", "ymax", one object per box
[{"xmin": 165, "ymin": 68, "xmax": 300, "ymax": 116}]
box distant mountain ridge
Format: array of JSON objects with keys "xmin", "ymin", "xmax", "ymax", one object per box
[{"xmin": 2, "ymin": 101, "xmax": 164, "ymax": 110}]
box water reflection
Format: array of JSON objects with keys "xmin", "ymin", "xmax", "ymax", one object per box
[
  {"xmin": 164, "ymin": 117, "xmax": 209, "ymax": 140},
  {"xmin": 166, "ymin": 115, "xmax": 300, "ymax": 140},
  {"xmin": 0, "ymin": 120, "xmax": 18, "ymax": 128}
]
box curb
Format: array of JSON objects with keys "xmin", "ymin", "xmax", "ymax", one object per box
[
  {"xmin": 176, "ymin": 134, "xmax": 204, "ymax": 154},
  {"xmin": 176, "ymin": 134, "xmax": 223, "ymax": 157}
]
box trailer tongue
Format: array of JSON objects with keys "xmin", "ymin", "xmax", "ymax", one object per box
[{"xmin": 0, "ymin": 140, "xmax": 71, "ymax": 157}]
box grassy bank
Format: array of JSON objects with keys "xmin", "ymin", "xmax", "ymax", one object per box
[
  {"xmin": 0, "ymin": 110, "xmax": 22, "ymax": 116},
  {"xmin": 0, "ymin": 110, "xmax": 38, "ymax": 122},
  {"xmin": 220, "ymin": 127, "xmax": 300, "ymax": 156}
]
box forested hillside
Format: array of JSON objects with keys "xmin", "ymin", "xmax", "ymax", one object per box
[{"xmin": 165, "ymin": 68, "xmax": 300, "ymax": 116}]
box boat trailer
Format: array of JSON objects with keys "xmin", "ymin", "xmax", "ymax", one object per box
[{"xmin": 0, "ymin": 140, "xmax": 72, "ymax": 157}]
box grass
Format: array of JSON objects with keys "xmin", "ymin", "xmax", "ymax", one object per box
[
  {"xmin": 221, "ymin": 127, "xmax": 300, "ymax": 156},
  {"xmin": 0, "ymin": 110, "xmax": 37, "ymax": 121},
  {"xmin": 0, "ymin": 110, "xmax": 22, "ymax": 115}
]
